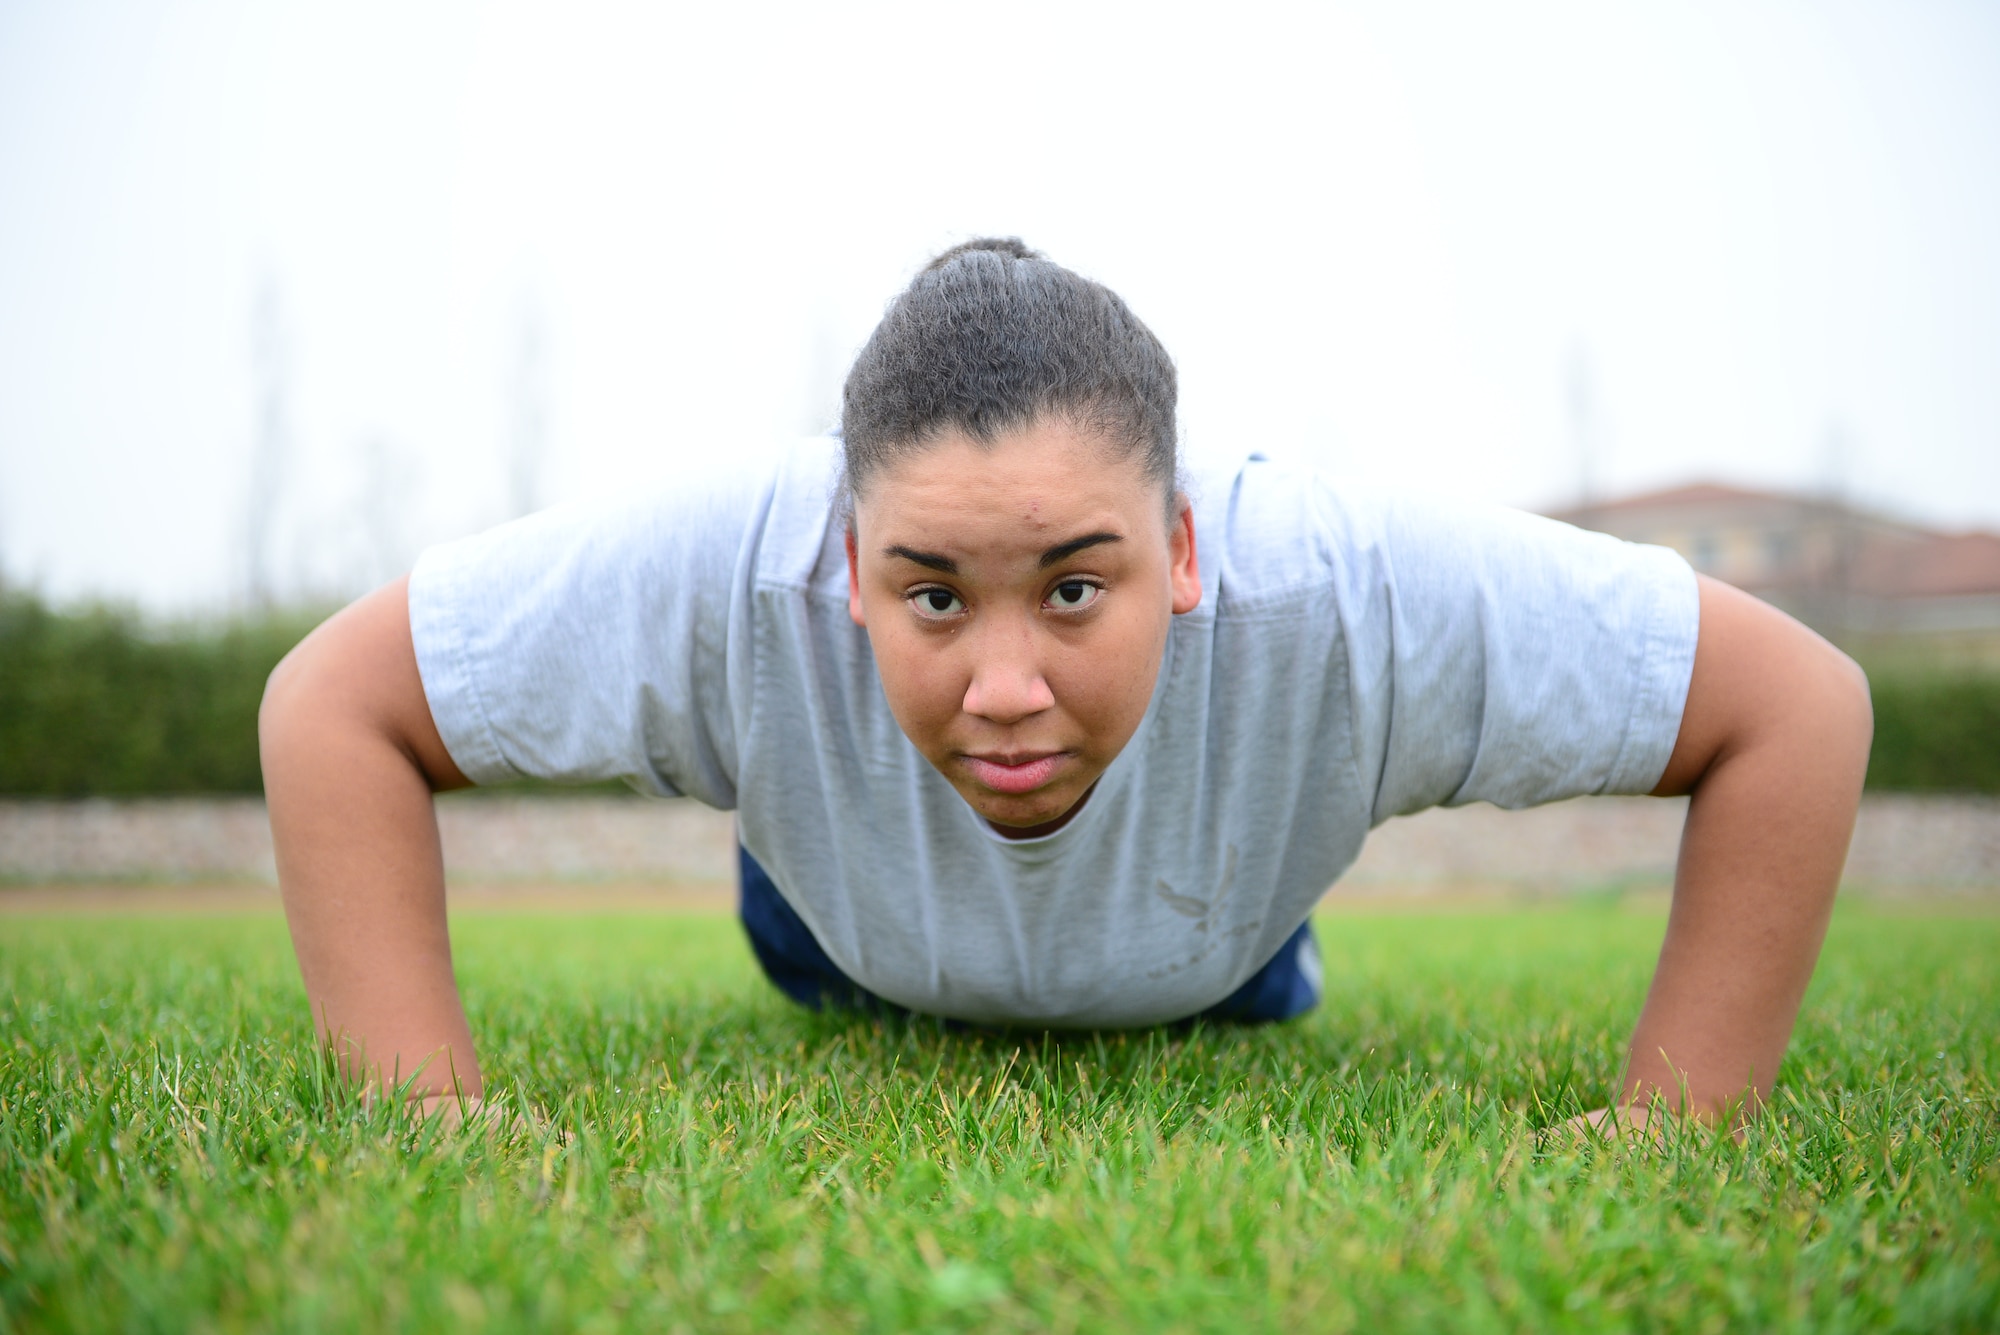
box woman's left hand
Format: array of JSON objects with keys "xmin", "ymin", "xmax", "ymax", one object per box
[{"xmin": 1612, "ymin": 575, "xmax": 1871, "ymax": 1125}]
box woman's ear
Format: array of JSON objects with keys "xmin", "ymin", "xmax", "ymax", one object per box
[
  {"xmin": 1169, "ymin": 497, "xmax": 1202, "ymax": 615},
  {"xmin": 845, "ymin": 525, "xmax": 867, "ymax": 627}
]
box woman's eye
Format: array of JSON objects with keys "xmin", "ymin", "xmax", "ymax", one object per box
[
  {"xmin": 909, "ymin": 588, "xmax": 965, "ymax": 617},
  {"xmin": 1046, "ymin": 580, "xmax": 1102, "ymax": 610}
]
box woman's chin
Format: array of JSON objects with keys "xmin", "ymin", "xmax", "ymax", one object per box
[{"xmin": 960, "ymin": 779, "xmax": 1097, "ymax": 839}]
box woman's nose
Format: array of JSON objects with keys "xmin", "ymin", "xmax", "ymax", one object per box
[{"xmin": 960, "ymin": 626, "xmax": 1056, "ymax": 723}]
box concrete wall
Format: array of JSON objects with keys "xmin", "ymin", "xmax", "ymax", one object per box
[{"xmin": 2, "ymin": 793, "xmax": 1993, "ymax": 895}]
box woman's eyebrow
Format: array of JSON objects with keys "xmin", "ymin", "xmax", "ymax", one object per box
[
  {"xmin": 883, "ymin": 545, "xmax": 958, "ymax": 574},
  {"xmin": 882, "ymin": 531, "xmax": 1122, "ymax": 575},
  {"xmin": 1039, "ymin": 532, "xmax": 1122, "ymax": 568}
]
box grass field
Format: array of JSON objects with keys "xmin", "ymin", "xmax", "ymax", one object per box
[{"xmin": 2, "ymin": 902, "xmax": 1995, "ymax": 1332}]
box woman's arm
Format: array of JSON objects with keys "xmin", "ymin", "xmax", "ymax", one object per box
[
  {"xmin": 259, "ymin": 575, "xmax": 484, "ymax": 1113},
  {"xmin": 1599, "ymin": 573, "xmax": 1872, "ymax": 1130}
]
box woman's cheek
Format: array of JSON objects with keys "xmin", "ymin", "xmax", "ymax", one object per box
[
  {"xmin": 880, "ymin": 628, "xmax": 964, "ymax": 738},
  {"xmin": 1066, "ymin": 615, "xmax": 1163, "ymax": 747},
  {"xmin": 1051, "ymin": 653, "xmax": 1130, "ymax": 745}
]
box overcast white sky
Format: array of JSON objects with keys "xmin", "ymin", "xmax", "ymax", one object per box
[{"xmin": 2, "ymin": 0, "xmax": 1996, "ymax": 611}]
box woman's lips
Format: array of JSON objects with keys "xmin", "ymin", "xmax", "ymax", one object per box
[{"xmin": 960, "ymin": 752, "xmax": 1067, "ymax": 795}]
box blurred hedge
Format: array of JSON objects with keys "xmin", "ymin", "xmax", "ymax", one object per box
[
  {"xmin": 0, "ymin": 591, "xmax": 322, "ymax": 796},
  {"xmin": 1863, "ymin": 666, "xmax": 2000, "ymax": 794},
  {"xmin": 2, "ymin": 589, "xmax": 1998, "ymax": 795}
]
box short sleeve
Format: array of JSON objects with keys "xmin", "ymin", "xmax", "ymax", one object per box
[
  {"xmin": 407, "ymin": 460, "xmax": 770, "ymax": 807},
  {"xmin": 1328, "ymin": 486, "xmax": 1700, "ymax": 822}
]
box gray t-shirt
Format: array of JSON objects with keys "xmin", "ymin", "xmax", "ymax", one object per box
[{"xmin": 410, "ymin": 437, "xmax": 1698, "ymax": 1027}]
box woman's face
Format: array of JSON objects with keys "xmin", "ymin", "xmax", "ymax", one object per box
[{"xmin": 846, "ymin": 419, "xmax": 1202, "ymax": 837}]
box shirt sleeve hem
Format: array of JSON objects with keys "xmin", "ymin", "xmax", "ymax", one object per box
[
  {"xmin": 408, "ymin": 543, "xmax": 523, "ymax": 787},
  {"xmin": 1603, "ymin": 546, "xmax": 1700, "ymax": 795}
]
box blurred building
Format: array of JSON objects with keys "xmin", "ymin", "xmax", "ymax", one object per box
[{"xmin": 1546, "ymin": 484, "xmax": 2000, "ymax": 668}]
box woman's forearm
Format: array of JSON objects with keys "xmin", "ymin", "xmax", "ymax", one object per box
[
  {"xmin": 1620, "ymin": 576, "xmax": 1873, "ymax": 1123},
  {"xmin": 260, "ymin": 576, "xmax": 480, "ymax": 1102}
]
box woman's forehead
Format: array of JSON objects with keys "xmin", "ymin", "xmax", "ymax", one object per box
[
  {"xmin": 860, "ymin": 422, "xmax": 1153, "ymax": 512},
  {"xmin": 859, "ymin": 436, "xmax": 1161, "ymax": 556}
]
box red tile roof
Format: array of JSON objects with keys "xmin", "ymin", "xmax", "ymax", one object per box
[
  {"xmin": 1543, "ymin": 481, "xmax": 2000, "ymax": 599},
  {"xmin": 1564, "ymin": 482, "xmax": 1790, "ymax": 514}
]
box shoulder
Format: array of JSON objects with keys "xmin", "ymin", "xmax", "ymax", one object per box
[
  {"xmin": 1184, "ymin": 451, "xmax": 1397, "ymax": 611},
  {"xmin": 411, "ymin": 436, "xmax": 843, "ymax": 629},
  {"xmin": 751, "ymin": 436, "xmax": 848, "ymax": 594},
  {"xmin": 1190, "ymin": 450, "xmax": 1664, "ymax": 588}
]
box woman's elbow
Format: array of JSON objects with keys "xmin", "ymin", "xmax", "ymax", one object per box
[
  {"xmin": 258, "ymin": 629, "xmax": 330, "ymax": 785},
  {"xmin": 1809, "ymin": 640, "xmax": 1874, "ymax": 790}
]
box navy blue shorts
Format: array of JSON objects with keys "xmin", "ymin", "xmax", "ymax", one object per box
[{"xmin": 738, "ymin": 846, "xmax": 1321, "ymax": 1026}]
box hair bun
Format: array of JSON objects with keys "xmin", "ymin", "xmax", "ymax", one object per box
[{"xmin": 924, "ymin": 236, "xmax": 1042, "ymax": 271}]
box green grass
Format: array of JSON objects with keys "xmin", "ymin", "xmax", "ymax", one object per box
[{"xmin": 2, "ymin": 904, "xmax": 1995, "ymax": 1332}]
